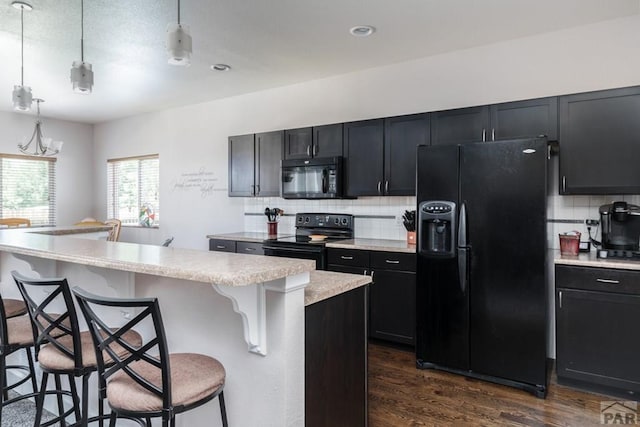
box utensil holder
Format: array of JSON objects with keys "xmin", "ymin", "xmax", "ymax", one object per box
[
  {"xmin": 407, "ymin": 231, "xmax": 416, "ymax": 245},
  {"xmin": 267, "ymin": 221, "xmax": 278, "ymax": 237}
]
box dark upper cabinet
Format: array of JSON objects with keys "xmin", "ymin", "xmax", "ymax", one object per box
[
  {"xmin": 284, "ymin": 124, "xmax": 343, "ymax": 160},
  {"xmin": 255, "ymin": 130, "xmax": 283, "ymax": 197},
  {"xmin": 384, "ymin": 113, "xmax": 430, "ymax": 196},
  {"xmin": 344, "ymin": 119, "xmax": 385, "ymax": 196},
  {"xmin": 313, "ymin": 123, "xmax": 343, "ymax": 158},
  {"xmin": 283, "ymin": 127, "xmax": 313, "ymax": 160},
  {"xmin": 228, "ymin": 134, "xmax": 255, "ymax": 197},
  {"xmin": 490, "ymin": 97, "xmax": 558, "ymax": 141},
  {"xmin": 228, "ymin": 131, "xmax": 282, "ymax": 197},
  {"xmin": 559, "ymin": 86, "xmax": 640, "ymax": 194},
  {"xmin": 431, "ymin": 106, "xmax": 490, "ymax": 145}
]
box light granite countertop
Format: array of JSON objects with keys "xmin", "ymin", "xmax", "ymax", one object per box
[
  {"xmin": 0, "ymin": 228, "xmax": 315, "ymax": 286},
  {"xmin": 554, "ymin": 251, "xmax": 640, "ymax": 271},
  {"xmin": 206, "ymin": 232, "xmax": 293, "ymax": 243},
  {"xmin": 305, "ymin": 270, "xmax": 371, "ymax": 306},
  {"xmin": 326, "ymin": 238, "xmax": 416, "ymax": 253}
]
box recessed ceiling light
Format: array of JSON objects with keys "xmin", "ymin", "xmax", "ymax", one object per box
[
  {"xmin": 11, "ymin": 1, "xmax": 33, "ymax": 11},
  {"xmin": 350, "ymin": 25, "xmax": 375, "ymax": 37},
  {"xmin": 211, "ymin": 64, "xmax": 231, "ymax": 72}
]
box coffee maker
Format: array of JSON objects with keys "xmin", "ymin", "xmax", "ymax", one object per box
[{"xmin": 599, "ymin": 201, "xmax": 640, "ymax": 253}]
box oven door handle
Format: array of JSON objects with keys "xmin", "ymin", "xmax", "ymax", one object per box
[{"xmin": 263, "ymin": 245, "xmax": 323, "ymax": 253}]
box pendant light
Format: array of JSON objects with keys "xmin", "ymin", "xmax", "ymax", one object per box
[
  {"xmin": 166, "ymin": 0, "xmax": 192, "ymax": 66},
  {"xmin": 11, "ymin": 1, "xmax": 33, "ymax": 112},
  {"xmin": 18, "ymin": 99, "xmax": 63, "ymax": 157},
  {"xmin": 70, "ymin": 0, "xmax": 94, "ymax": 93}
]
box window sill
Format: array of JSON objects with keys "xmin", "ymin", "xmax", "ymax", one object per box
[{"xmin": 122, "ymin": 225, "xmax": 160, "ymax": 229}]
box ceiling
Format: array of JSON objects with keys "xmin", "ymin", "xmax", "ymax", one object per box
[{"xmin": 1, "ymin": 0, "xmax": 639, "ymax": 124}]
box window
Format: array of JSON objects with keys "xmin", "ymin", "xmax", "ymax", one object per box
[
  {"xmin": 0, "ymin": 154, "xmax": 56, "ymax": 226},
  {"xmin": 107, "ymin": 155, "xmax": 159, "ymax": 227}
]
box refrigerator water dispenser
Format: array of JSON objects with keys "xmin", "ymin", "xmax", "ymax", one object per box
[{"xmin": 418, "ymin": 201, "xmax": 456, "ymax": 258}]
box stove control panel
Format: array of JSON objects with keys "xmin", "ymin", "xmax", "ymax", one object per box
[{"xmin": 296, "ymin": 213, "xmax": 353, "ymax": 230}]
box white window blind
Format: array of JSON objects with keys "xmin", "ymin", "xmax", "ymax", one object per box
[
  {"xmin": 107, "ymin": 155, "xmax": 159, "ymax": 227},
  {"xmin": 0, "ymin": 153, "xmax": 56, "ymax": 226}
]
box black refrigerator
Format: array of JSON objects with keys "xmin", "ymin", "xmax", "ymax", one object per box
[{"xmin": 415, "ymin": 138, "xmax": 548, "ymax": 398}]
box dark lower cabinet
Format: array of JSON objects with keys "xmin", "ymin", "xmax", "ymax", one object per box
[
  {"xmin": 328, "ymin": 248, "xmax": 416, "ymax": 347},
  {"xmin": 209, "ymin": 239, "xmax": 263, "ymax": 255},
  {"xmin": 306, "ymin": 286, "xmax": 367, "ymax": 427},
  {"xmin": 556, "ymin": 265, "xmax": 640, "ymax": 396}
]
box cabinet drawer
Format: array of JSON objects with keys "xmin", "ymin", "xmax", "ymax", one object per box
[
  {"xmin": 236, "ymin": 241, "xmax": 265, "ymax": 255},
  {"xmin": 556, "ymin": 265, "xmax": 640, "ymax": 295},
  {"xmin": 370, "ymin": 251, "xmax": 416, "ymax": 272},
  {"xmin": 209, "ymin": 239, "xmax": 236, "ymax": 253},
  {"xmin": 327, "ymin": 248, "xmax": 369, "ymax": 267}
]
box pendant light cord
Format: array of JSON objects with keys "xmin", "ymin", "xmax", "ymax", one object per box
[
  {"xmin": 80, "ymin": 0, "xmax": 84, "ymax": 62},
  {"xmin": 20, "ymin": 5, "xmax": 24, "ymax": 85},
  {"xmin": 178, "ymin": 0, "xmax": 181, "ymax": 25}
]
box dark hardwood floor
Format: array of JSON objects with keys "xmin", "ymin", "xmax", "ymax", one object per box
[{"xmin": 368, "ymin": 342, "xmax": 615, "ymax": 426}]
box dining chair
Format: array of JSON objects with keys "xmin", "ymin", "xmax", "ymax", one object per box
[
  {"xmin": 12, "ymin": 271, "xmax": 144, "ymax": 427},
  {"xmin": 0, "ymin": 218, "xmax": 31, "ymax": 228},
  {"xmin": 104, "ymin": 219, "xmax": 121, "ymax": 242},
  {"xmin": 72, "ymin": 287, "xmax": 229, "ymax": 427}
]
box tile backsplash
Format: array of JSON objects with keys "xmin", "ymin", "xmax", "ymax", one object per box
[{"xmin": 244, "ymin": 196, "xmax": 416, "ymax": 240}]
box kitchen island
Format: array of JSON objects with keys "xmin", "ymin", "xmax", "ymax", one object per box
[{"xmin": 0, "ymin": 227, "xmax": 370, "ymax": 426}]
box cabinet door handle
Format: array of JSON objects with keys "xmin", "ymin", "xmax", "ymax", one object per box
[
  {"xmin": 245, "ymin": 247, "xmax": 256, "ymax": 252},
  {"xmin": 340, "ymin": 255, "xmax": 354, "ymax": 260},
  {"xmin": 377, "ymin": 181, "xmax": 382, "ymax": 195},
  {"xmin": 307, "ymin": 145, "xmax": 311, "ymax": 156},
  {"xmin": 559, "ymin": 290, "xmax": 562, "ymax": 308},
  {"xmin": 385, "ymin": 260, "xmax": 400, "ymax": 264},
  {"xmin": 216, "ymin": 245, "xmax": 227, "ymax": 249},
  {"xmin": 364, "ymin": 269, "xmax": 368, "ymax": 276},
  {"xmin": 596, "ymin": 278, "xmax": 620, "ymax": 284},
  {"xmin": 562, "ymin": 176, "xmax": 566, "ymax": 193},
  {"xmin": 491, "ymin": 128, "xmax": 495, "ymax": 141},
  {"xmin": 312, "ymin": 144, "xmax": 318, "ymax": 157},
  {"xmin": 482, "ymin": 128, "xmax": 486, "ymax": 142},
  {"xmin": 255, "ymin": 184, "xmax": 260, "ymax": 195},
  {"xmin": 250, "ymin": 184, "xmax": 255, "ymax": 196},
  {"xmin": 385, "ymin": 180, "xmax": 389, "ymax": 194},
  {"xmin": 371, "ymin": 270, "xmax": 375, "ymax": 280}
]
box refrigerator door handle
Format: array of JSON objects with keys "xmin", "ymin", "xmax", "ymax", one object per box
[{"xmin": 457, "ymin": 202, "xmax": 468, "ymax": 294}]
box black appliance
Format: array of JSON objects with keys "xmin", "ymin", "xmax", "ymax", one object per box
[
  {"xmin": 262, "ymin": 213, "xmax": 354, "ymax": 270},
  {"xmin": 600, "ymin": 201, "xmax": 640, "ymax": 251},
  {"xmin": 416, "ymin": 138, "xmax": 548, "ymax": 398},
  {"xmin": 281, "ymin": 157, "xmax": 343, "ymax": 199}
]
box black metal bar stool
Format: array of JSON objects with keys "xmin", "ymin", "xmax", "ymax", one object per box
[
  {"xmin": 0, "ymin": 290, "xmax": 40, "ymax": 426},
  {"xmin": 12, "ymin": 271, "xmax": 144, "ymax": 427},
  {"xmin": 72, "ymin": 287, "xmax": 229, "ymax": 427}
]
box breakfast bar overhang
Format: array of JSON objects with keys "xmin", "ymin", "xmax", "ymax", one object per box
[{"xmin": 0, "ymin": 227, "xmax": 317, "ymax": 426}]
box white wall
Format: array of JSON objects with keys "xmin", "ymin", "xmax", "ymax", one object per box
[
  {"xmin": 0, "ymin": 110, "xmax": 94, "ymax": 225},
  {"xmin": 93, "ymin": 14, "xmax": 640, "ymax": 249}
]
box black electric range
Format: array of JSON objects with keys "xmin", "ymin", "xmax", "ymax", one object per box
[{"xmin": 262, "ymin": 213, "xmax": 354, "ymax": 270}]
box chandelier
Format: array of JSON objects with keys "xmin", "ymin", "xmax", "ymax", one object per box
[{"xmin": 18, "ymin": 99, "xmax": 63, "ymax": 157}]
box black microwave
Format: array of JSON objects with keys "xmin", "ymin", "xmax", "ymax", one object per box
[{"xmin": 281, "ymin": 157, "xmax": 343, "ymax": 199}]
